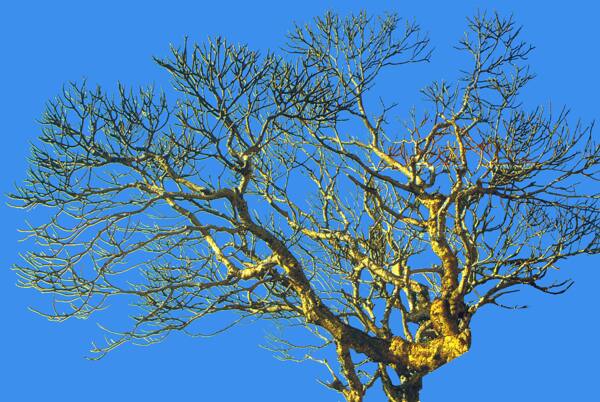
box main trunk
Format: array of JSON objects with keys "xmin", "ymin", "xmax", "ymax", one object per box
[
  {"xmin": 379, "ymin": 376, "xmax": 422, "ymax": 402},
  {"xmin": 401, "ymin": 386, "xmax": 420, "ymax": 402}
]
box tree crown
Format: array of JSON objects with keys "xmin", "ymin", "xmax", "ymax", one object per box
[{"xmin": 11, "ymin": 11, "xmax": 599, "ymax": 402}]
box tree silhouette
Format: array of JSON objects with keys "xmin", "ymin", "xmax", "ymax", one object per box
[{"xmin": 11, "ymin": 12, "xmax": 598, "ymax": 402}]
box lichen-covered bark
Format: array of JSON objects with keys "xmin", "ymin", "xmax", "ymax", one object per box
[{"xmin": 389, "ymin": 329, "xmax": 471, "ymax": 372}]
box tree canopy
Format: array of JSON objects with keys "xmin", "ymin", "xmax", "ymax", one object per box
[{"xmin": 12, "ymin": 11, "xmax": 599, "ymax": 402}]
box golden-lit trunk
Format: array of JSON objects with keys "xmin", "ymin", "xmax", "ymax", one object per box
[{"xmin": 343, "ymin": 391, "xmax": 363, "ymax": 402}]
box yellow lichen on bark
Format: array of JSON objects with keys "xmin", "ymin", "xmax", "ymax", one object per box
[
  {"xmin": 429, "ymin": 299, "xmax": 459, "ymax": 335},
  {"xmin": 343, "ymin": 390, "xmax": 363, "ymax": 402},
  {"xmin": 387, "ymin": 296, "xmax": 470, "ymax": 372},
  {"xmin": 430, "ymin": 237, "xmax": 459, "ymax": 291},
  {"xmin": 389, "ymin": 329, "xmax": 471, "ymax": 372},
  {"xmin": 421, "ymin": 197, "xmax": 460, "ymax": 295}
]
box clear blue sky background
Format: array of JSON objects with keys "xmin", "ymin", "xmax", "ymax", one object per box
[{"xmin": 1, "ymin": 1, "xmax": 598, "ymax": 401}]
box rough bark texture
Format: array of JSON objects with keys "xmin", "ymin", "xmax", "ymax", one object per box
[{"xmin": 402, "ymin": 386, "xmax": 421, "ymax": 402}]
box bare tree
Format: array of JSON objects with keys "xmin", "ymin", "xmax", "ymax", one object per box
[{"xmin": 11, "ymin": 12, "xmax": 598, "ymax": 402}]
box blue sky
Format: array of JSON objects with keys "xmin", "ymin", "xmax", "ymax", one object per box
[{"xmin": 1, "ymin": 1, "xmax": 598, "ymax": 401}]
